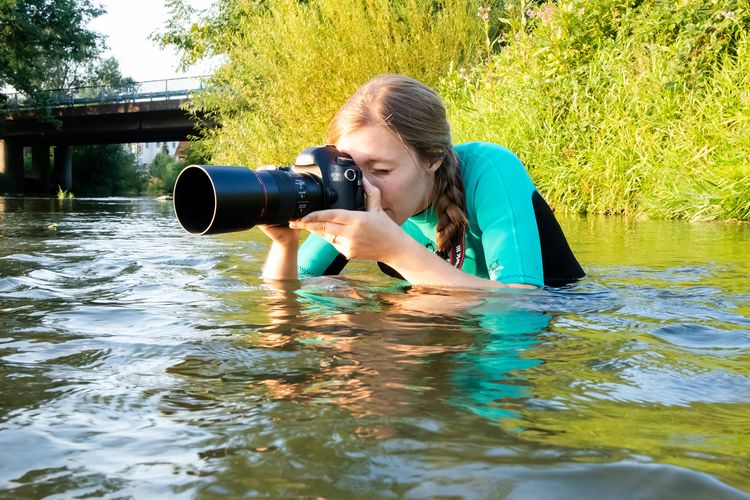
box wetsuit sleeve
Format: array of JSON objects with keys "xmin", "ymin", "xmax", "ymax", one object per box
[
  {"xmin": 297, "ymin": 232, "xmax": 348, "ymax": 276},
  {"xmin": 468, "ymin": 145, "xmax": 544, "ymax": 287}
]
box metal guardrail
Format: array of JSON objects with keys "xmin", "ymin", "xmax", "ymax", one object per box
[{"xmin": 2, "ymin": 76, "xmax": 210, "ymax": 110}]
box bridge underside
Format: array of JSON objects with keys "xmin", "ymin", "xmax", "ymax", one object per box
[
  {"xmin": 1, "ymin": 99, "xmax": 205, "ymax": 193},
  {"xmin": 2, "ymin": 99, "xmax": 199, "ymax": 146}
]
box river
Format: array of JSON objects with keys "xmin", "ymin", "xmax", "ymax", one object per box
[{"xmin": 1, "ymin": 196, "xmax": 748, "ymax": 498}]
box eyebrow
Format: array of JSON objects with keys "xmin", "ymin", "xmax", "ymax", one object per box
[{"xmin": 363, "ymin": 153, "xmax": 399, "ymax": 167}]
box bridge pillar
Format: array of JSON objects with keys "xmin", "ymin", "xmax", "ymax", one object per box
[
  {"xmin": 0, "ymin": 139, "xmax": 24, "ymax": 191},
  {"xmin": 31, "ymin": 144, "xmax": 51, "ymax": 193},
  {"xmin": 54, "ymin": 145, "xmax": 72, "ymax": 191}
]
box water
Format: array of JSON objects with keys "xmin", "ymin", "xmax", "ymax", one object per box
[{"xmin": 1, "ymin": 196, "xmax": 748, "ymax": 499}]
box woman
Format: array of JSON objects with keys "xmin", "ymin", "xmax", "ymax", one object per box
[{"xmin": 262, "ymin": 74, "xmax": 584, "ymax": 288}]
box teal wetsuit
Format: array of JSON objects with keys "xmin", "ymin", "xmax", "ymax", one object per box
[{"xmin": 297, "ymin": 142, "xmax": 584, "ymax": 287}]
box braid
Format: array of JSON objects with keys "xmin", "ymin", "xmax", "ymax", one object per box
[{"xmin": 431, "ymin": 147, "xmax": 467, "ymax": 255}]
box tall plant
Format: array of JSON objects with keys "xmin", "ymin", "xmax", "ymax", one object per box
[
  {"xmin": 441, "ymin": 0, "xmax": 750, "ymax": 220},
  {"xmin": 157, "ymin": 0, "xmax": 495, "ymax": 166}
]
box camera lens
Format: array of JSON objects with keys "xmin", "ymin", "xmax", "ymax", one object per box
[{"xmin": 173, "ymin": 165, "xmax": 325, "ymax": 235}]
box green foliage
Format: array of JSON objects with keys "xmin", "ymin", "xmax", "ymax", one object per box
[
  {"xmin": 179, "ymin": 140, "xmax": 211, "ymax": 166},
  {"xmin": 147, "ymin": 151, "xmax": 183, "ymax": 195},
  {"xmin": 67, "ymin": 60, "xmax": 143, "ymax": 196},
  {"xmin": 84, "ymin": 57, "xmax": 135, "ymax": 88},
  {"xmin": 441, "ymin": 0, "xmax": 750, "ymax": 220},
  {"xmin": 143, "ymin": 141, "xmax": 210, "ymax": 195},
  {"xmin": 0, "ymin": 0, "xmax": 104, "ymax": 99},
  {"xmin": 76, "ymin": 57, "xmax": 137, "ymax": 100},
  {"xmin": 160, "ymin": 0, "xmax": 749, "ymax": 221},
  {"xmin": 23, "ymin": 148, "xmax": 32, "ymax": 177},
  {"xmin": 71, "ymin": 144, "xmax": 144, "ymax": 196},
  {"xmin": 157, "ymin": 0, "xmax": 494, "ymax": 166}
]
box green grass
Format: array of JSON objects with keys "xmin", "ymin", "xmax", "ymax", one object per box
[{"xmin": 440, "ymin": 0, "xmax": 750, "ymax": 220}]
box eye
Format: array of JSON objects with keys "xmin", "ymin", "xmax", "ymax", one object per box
[{"xmin": 370, "ymin": 168, "xmax": 390, "ymax": 176}]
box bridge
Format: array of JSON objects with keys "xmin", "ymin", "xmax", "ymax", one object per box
[{"xmin": 0, "ymin": 77, "xmax": 210, "ymax": 193}]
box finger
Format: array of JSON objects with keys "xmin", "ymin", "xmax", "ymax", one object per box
[
  {"xmin": 300, "ymin": 209, "xmax": 359, "ymax": 224},
  {"xmin": 296, "ymin": 220, "xmax": 346, "ymax": 236},
  {"xmin": 362, "ymin": 177, "xmax": 382, "ymax": 212}
]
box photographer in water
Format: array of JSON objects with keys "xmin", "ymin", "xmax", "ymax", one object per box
[{"xmin": 261, "ymin": 74, "xmax": 584, "ymax": 288}]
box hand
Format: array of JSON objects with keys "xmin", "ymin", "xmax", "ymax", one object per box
[
  {"xmin": 289, "ymin": 178, "xmax": 408, "ymax": 262},
  {"xmin": 258, "ymin": 224, "xmax": 300, "ymax": 247}
]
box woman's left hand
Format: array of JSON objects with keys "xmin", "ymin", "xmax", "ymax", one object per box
[{"xmin": 289, "ymin": 178, "xmax": 408, "ymax": 262}]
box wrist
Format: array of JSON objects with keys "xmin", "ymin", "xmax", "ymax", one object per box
[
  {"xmin": 270, "ymin": 239, "xmax": 298, "ymax": 256},
  {"xmin": 263, "ymin": 238, "xmax": 300, "ymax": 281},
  {"xmin": 272, "ymin": 233, "xmax": 299, "ymax": 248}
]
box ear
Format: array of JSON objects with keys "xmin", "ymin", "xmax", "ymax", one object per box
[{"xmin": 426, "ymin": 159, "xmax": 442, "ymax": 173}]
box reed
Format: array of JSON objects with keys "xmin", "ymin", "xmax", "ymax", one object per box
[{"xmin": 56, "ymin": 186, "xmax": 75, "ymax": 200}]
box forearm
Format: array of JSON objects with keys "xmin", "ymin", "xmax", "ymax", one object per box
[
  {"xmin": 262, "ymin": 241, "xmax": 299, "ymax": 280},
  {"xmin": 384, "ymin": 234, "xmax": 533, "ymax": 289}
]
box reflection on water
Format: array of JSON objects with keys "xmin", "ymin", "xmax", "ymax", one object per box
[{"xmin": 0, "ymin": 196, "xmax": 749, "ymax": 498}]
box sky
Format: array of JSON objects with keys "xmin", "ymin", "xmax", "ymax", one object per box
[{"xmin": 88, "ymin": 0, "xmax": 217, "ymax": 82}]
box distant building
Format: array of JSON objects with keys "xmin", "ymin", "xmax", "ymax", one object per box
[
  {"xmin": 175, "ymin": 141, "xmax": 191, "ymax": 162},
  {"xmin": 128, "ymin": 141, "xmax": 181, "ymax": 167}
]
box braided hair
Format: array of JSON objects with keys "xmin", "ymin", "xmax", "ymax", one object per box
[{"xmin": 328, "ymin": 74, "xmax": 467, "ymax": 255}]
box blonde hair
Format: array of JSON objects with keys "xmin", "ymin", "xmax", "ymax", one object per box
[{"xmin": 328, "ymin": 74, "xmax": 467, "ymax": 254}]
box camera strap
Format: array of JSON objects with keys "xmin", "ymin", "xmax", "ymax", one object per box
[{"xmin": 439, "ymin": 224, "xmax": 466, "ymax": 269}]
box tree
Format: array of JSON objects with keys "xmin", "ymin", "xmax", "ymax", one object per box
[
  {"xmin": 143, "ymin": 141, "xmax": 210, "ymax": 195},
  {"xmin": 147, "ymin": 150, "xmax": 183, "ymax": 195},
  {"xmin": 71, "ymin": 144, "xmax": 144, "ymax": 196},
  {"xmin": 77, "ymin": 56, "xmax": 137, "ymax": 100},
  {"xmin": 0, "ymin": 0, "xmax": 104, "ymax": 102},
  {"xmin": 68, "ymin": 57, "xmax": 144, "ymax": 196}
]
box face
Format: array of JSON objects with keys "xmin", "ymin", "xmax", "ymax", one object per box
[{"xmin": 336, "ymin": 125, "xmax": 437, "ymax": 225}]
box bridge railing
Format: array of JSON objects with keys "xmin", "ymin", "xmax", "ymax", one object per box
[{"xmin": 2, "ymin": 76, "xmax": 210, "ymax": 110}]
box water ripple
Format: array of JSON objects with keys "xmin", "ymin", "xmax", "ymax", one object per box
[
  {"xmin": 651, "ymin": 324, "xmax": 750, "ymax": 350},
  {"xmin": 1, "ymin": 199, "xmax": 749, "ymax": 497}
]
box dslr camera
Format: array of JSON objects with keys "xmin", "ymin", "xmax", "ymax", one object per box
[{"xmin": 173, "ymin": 145, "xmax": 365, "ymax": 235}]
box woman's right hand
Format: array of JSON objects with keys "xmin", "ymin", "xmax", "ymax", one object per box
[
  {"xmin": 258, "ymin": 224, "xmax": 300, "ymax": 247},
  {"xmin": 259, "ymin": 224, "xmax": 300, "ymax": 281}
]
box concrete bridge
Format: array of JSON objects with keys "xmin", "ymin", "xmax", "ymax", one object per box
[{"xmin": 0, "ymin": 77, "xmax": 209, "ymax": 193}]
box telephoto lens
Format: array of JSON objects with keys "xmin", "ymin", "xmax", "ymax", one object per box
[
  {"xmin": 173, "ymin": 146, "xmax": 364, "ymax": 235},
  {"xmin": 173, "ymin": 166, "xmax": 326, "ymax": 235}
]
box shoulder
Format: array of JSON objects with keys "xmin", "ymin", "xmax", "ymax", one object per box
[
  {"xmin": 454, "ymin": 142, "xmax": 533, "ymax": 193},
  {"xmin": 454, "ymin": 142, "xmax": 522, "ymax": 166}
]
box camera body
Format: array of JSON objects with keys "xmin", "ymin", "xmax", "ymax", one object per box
[
  {"xmin": 173, "ymin": 145, "xmax": 365, "ymax": 235},
  {"xmin": 284, "ymin": 145, "xmax": 366, "ymax": 217}
]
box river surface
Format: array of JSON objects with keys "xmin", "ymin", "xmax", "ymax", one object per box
[{"xmin": 1, "ymin": 196, "xmax": 749, "ymax": 499}]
